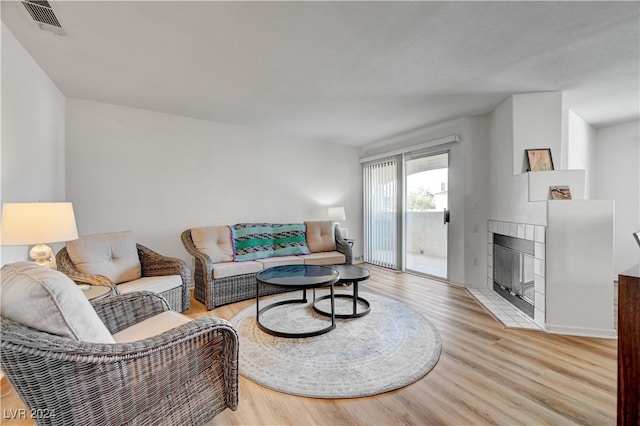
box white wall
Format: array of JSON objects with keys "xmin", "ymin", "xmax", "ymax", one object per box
[
  {"xmin": 360, "ymin": 115, "xmax": 491, "ymax": 287},
  {"xmin": 462, "ymin": 115, "xmax": 491, "ymax": 286},
  {"xmin": 1, "ymin": 23, "xmax": 66, "ymax": 265},
  {"xmin": 513, "ymin": 92, "xmax": 562, "ymax": 175},
  {"xmin": 565, "ymin": 110, "xmax": 596, "ymax": 197},
  {"xmin": 65, "ymin": 99, "xmax": 362, "ymax": 264},
  {"xmin": 592, "ymin": 120, "xmax": 640, "ymax": 274},
  {"xmin": 489, "ymin": 95, "xmax": 547, "ymax": 225}
]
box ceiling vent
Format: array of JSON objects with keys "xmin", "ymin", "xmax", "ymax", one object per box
[{"xmin": 22, "ymin": 1, "xmax": 65, "ymax": 35}]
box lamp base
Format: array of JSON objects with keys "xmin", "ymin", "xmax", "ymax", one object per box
[{"xmin": 29, "ymin": 244, "xmax": 57, "ymax": 269}]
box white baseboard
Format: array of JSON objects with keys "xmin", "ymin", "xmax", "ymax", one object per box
[{"xmin": 545, "ymin": 324, "xmax": 617, "ymax": 339}]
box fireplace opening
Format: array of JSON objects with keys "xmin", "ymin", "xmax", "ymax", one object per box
[{"xmin": 493, "ymin": 234, "xmax": 535, "ymax": 318}]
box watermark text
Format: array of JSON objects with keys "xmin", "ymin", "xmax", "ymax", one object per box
[{"xmin": 3, "ymin": 408, "xmax": 56, "ymax": 419}]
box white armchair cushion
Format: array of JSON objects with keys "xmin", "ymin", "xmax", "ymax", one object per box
[
  {"xmin": 112, "ymin": 311, "xmax": 192, "ymax": 343},
  {"xmin": 116, "ymin": 275, "xmax": 182, "ymax": 295},
  {"xmin": 191, "ymin": 226, "xmax": 234, "ymax": 263},
  {"xmin": 66, "ymin": 231, "xmax": 142, "ymax": 284},
  {"xmin": 0, "ymin": 262, "xmax": 115, "ymax": 343},
  {"xmin": 297, "ymin": 251, "xmax": 346, "ymax": 265},
  {"xmin": 257, "ymin": 256, "xmax": 305, "ymax": 268}
]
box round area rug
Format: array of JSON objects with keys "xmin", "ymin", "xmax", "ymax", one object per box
[{"xmin": 229, "ymin": 290, "xmax": 442, "ymax": 398}]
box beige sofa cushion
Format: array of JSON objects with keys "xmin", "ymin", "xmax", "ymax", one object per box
[
  {"xmin": 297, "ymin": 251, "xmax": 346, "ymax": 265},
  {"xmin": 117, "ymin": 275, "xmax": 182, "ymax": 296},
  {"xmin": 305, "ymin": 221, "xmax": 336, "ymax": 252},
  {"xmin": 257, "ymin": 256, "xmax": 305, "ymax": 268},
  {"xmin": 212, "ymin": 261, "xmax": 263, "ymax": 279},
  {"xmin": 191, "ymin": 226, "xmax": 234, "ymax": 263},
  {"xmin": 112, "ymin": 311, "xmax": 192, "ymax": 343},
  {"xmin": 0, "ymin": 262, "xmax": 115, "ymax": 344},
  {"xmin": 66, "ymin": 231, "xmax": 141, "ymax": 284}
]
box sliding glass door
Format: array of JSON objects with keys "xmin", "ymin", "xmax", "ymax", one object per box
[
  {"xmin": 404, "ymin": 151, "xmax": 449, "ymax": 279},
  {"xmin": 363, "ymin": 150, "xmax": 449, "ymax": 280}
]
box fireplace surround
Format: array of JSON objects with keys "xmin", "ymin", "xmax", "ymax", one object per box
[
  {"xmin": 493, "ymin": 233, "xmax": 535, "ymax": 318},
  {"xmin": 488, "ymin": 220, "xmax": 546, "ymax": 328}
]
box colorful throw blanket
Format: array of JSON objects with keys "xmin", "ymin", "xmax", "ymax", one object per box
[
  {"xmin": 273, "ymin": 223, "xmax": 311, "ymax": 257},
  {"xmin": 231, "ymin": 223, "xmax": 310, "ymax": 262}
]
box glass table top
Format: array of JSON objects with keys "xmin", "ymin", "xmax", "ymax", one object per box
[{"xmin": 256, "ymin": 264, "xmax": 339, "ymax": 288}]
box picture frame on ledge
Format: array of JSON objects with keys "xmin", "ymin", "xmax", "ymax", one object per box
[
  {"xmin": 525, "ymin": 148, "xmax": 554, "ymax": 172},
  {"xmin": 549, "ymin": 185, "xmax": 572, "ymax": 200}
]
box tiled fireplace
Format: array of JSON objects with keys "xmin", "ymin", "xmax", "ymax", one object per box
[{"xmin": 487, "ymin": 220, "xmax": 546, "ymax": 329}]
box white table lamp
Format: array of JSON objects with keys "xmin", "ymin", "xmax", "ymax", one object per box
[
  {"xmin": 328, "ymin": 207, "xmax": 346, "ymax": 222},
  {"xmin": 328, "ymin": 206, "xmax": 348, "ymax": 238},
  {"xmin": 1, "ymin": 202, "xmax": 79, "ymax": 269}
]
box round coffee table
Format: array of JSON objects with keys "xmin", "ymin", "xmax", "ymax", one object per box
[
  {"xmin": 256, "ymin": 264, "xmax": 339, "ymax": 338},
  {"xmin": 313, "ymin": 264, "xmax": 371, "ymax": 318}
]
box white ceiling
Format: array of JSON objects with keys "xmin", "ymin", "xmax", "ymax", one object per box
[{"xmin": 2, "ymin": 1, "xmax": 639, "ymax": 147}]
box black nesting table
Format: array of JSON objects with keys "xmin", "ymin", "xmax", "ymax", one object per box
[
  {"xmin": 256, "ymin": 264, "xmax": 339, "ymax": 338},
  {"xmin": 313, "ymin": 264, "xmax": 371, "ymax": 318}
]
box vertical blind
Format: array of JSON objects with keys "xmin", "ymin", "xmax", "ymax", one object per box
[{"xmin": 363, "ymin": 157, "xmax": 397, "ymax": 269}]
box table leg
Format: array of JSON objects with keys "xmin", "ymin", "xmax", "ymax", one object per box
[
  {"xmin": 330, "ymin": 283, "xmax": 336, "ymax": 328},
  {"xmin": 352, "ymin": 281, "xmax": 358, "ymax": 315},
  {"xmin": 312, "ymin": 281, "xmax": 370, "ymax": 319},
  {"xmin": 256, "ymin": 282, "xmax": 336, "ymax": 338},
  {"xmin": 255, "ymin": 279, "xmax": 260, "ymax": 322}
]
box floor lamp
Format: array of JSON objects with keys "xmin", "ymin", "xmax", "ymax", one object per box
[{"xmin": 1, "ymin": 202, "xmax": 79, "ymax": 269}]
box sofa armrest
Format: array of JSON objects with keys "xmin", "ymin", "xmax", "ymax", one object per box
[
  {"xmin": 181, "ymin": 229, "xmax": 216, "ymax": 305},
  {"xmin": 91, "ymin": 291, "xmax": 170, "ymax": 334},
  {"xmin": 137, "ymin": 244, "xmax": 190, "ymax": 280},
  {"xmin": 181, "ymin": 229, "xmax": 215, "ymax": 271},
  {"xmin": 334, "ymin": 227, "xmax": 353, "ymax": 265},
  {"xmin": 137, "ymin": 243, "xmax": 192, "ymax": 311}
]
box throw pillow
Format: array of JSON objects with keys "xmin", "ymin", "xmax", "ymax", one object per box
[
  {"xmin": 305, "ymin": 221, "xmax": 337, "ymax": 252},
  {"xmin": 0, "ymin": 262, "xmax": 115, "ymax": 343}
]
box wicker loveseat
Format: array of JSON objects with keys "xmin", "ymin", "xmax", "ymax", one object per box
[
  {"xmin": 56, "ymin": 231, "xmax": 191, "ymax": 312},
  {"xmin": 0, "ymin": 262, "xmax": 238, "ymax": 425},
  {"xmin": 182, "ymin": 221, "xmax": 353, "ymax": 310}
]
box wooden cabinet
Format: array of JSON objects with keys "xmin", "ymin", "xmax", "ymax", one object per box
[{"xmin": 618, "ymin": 264, "xmax": 640, "ymax": 425}]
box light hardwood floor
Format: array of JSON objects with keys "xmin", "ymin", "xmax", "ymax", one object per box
[{"xmin": 0, "ymin": 264, "xmax": 617, "ymax": 425}]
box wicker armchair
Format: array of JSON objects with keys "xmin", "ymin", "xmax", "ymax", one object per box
[
  {"xmin": 57, "ymin": 242, "xmax": 191, "ymax": 312},
  {"xmin": 1, "ymin": 291, "xmax": 239, "ymax": 426}
]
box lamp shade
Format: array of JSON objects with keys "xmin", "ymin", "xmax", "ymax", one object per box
[
  {"xmin": 328, "ymin": 207, "xmax": 346, "ymax": 221},
  {"xmin": 1, "ymin": 202, "xmax": 79, "ymax": 245}
]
